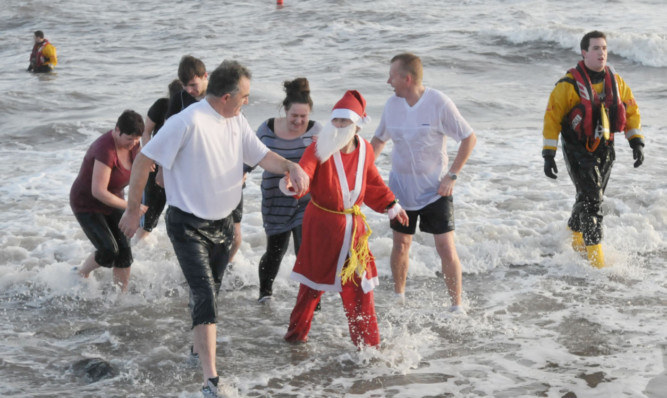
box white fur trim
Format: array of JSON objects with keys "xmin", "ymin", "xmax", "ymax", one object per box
[
  {"xmin": 290, "ymin": 271, "xmax": 342, "ymax": 292},
  {"xmin": 330, "ymin": 110, "xmax": 371, "ymax": 127},
  {"xmin": 360, "ymin": 272, "xmax": 379, "ymax": 293},
  {"xmin": 387, "ymin": 202, "xmax": 402, "ymax": 220},
  {"xmin": 331, "ymin": 108, "xmax": 361, "ymax": 124},
  {"xmin": 359, "ymin": 114, "xmax": 371, "ymax": 126},
  {"xmin": 278, "ymin": 177, "xmax": 296, "ymax": 196}
]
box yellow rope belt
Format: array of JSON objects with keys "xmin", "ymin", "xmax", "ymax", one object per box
[{"xmin": 310, "ymin": 199, "xmax": 373, "ymax": 285}]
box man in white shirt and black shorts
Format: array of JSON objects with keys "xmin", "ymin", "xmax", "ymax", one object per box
[{"xmin": 371, "ymin": 53, "xmax": 477, "ymax": 314}]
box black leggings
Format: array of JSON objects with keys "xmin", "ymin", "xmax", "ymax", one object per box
[
  {"xmin": 258, "ymin": 226, "xmax": 302, "ymax": 298},
  {"xmin": 74, "ymin": 209, "xmax": 132, "ymax": 268}
]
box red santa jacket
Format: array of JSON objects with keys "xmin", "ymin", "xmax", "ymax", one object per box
[{"xmin": 290, "ymin": 137, "xmax": 396, "ymax": 293}]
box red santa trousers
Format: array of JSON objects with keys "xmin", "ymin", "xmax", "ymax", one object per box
[{"xmin": 284, "ymin": 281, "xmax": 380, "ymax": 347}]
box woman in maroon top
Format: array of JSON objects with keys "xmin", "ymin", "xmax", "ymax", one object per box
[{"xmin": 70, "ymin": 110, "xmax": 145, "ymax": 292}]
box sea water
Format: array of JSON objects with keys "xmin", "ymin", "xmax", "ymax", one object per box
[{"xmin": 0, "ymin": 0, "xmax": 665, "ymax": 397}]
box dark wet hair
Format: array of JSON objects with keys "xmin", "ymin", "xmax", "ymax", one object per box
[
  {"xmin": 178, "ymin": 55, "xmax": 206, "ymax": 85},
  {"xmin": 168, "ymin": 79, "xmax": 183, "ymax": 98},
  {"xmin": 116, "ymin": 110, "xmax": 144, "ymax": 136},
  {"xmin": 34, "ymin": 30, "xmax": 44, "ymax": 39},
  {"xmin": 581, "ymin": 31, "xmax": 606, "ymax": 51},
  {"xmin": 207, "ymin": 60, "xmax": 252, "ymax": 97},
  {"xmin": 282, "ymin": 77, "xmax": 313, "ymax": 111}
]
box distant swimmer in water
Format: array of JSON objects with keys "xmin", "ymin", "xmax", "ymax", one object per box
[
  {"xmin": 28, "ymin": 30, "xmax": 57, "ymax": 73},
  {"xmin": 542, "ymin": 30, "xmax": 644, "ymax": 268},
  {"xmin": 70, "ymin": 110, "xmax": 146, "ymax": 292}
]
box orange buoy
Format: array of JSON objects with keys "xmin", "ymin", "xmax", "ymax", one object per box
[{"xmin": 277, "ymin": 0, "xmax": 283, "ymax": 5}]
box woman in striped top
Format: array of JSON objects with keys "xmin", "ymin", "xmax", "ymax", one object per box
[{"xmin": 255, "ymin": 78, "xmax": 322, "ymax": 303}]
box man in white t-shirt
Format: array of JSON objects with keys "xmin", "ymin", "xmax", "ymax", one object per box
[
  {"xmin": 119, "ymin": 60, "xmax": 309, "ymax": 398},
  {"xmin": 371, "ymin": 53, "xmax": 477, "ymax": 314}
]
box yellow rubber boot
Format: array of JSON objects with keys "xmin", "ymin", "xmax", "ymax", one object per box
[
  {"xmin": 571, "ymin": 230, "xmax": 585, "ymax": 254},
  {"xmin": 586, "ymin": 244, "xmax": 605, "ymax": 269}
]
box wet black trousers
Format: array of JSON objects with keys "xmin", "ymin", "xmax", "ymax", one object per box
[
  {"xmin": 166, "ymin": 206, "xmax": 233, "ymax": 327},
  {"xmin": 74, "ymin": 209, "xmax": 132, "ymax": 268},
  {"xmin": 562, "ymin": 141, "xmax": 615, "ymax": 246},
  {"xmin": 258, "ymin": 225, "xmax": 302, "ymax": 299},
  {"xmin": 140, "ymin": 167, "xmax": 166, "ymax": 232}
]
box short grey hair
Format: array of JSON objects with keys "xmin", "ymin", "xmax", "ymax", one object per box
[{"xmin": 207, "ymin": 60, "xmax": 251, "ymax": 97}]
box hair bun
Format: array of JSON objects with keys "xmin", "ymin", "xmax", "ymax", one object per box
[
  {"xmin": 282, "ymin": 77, "xmax": 313, "ymax": 110},
  {"xmin": 284, "ymin": 77, "xmax": 310, "ymax": 96}
]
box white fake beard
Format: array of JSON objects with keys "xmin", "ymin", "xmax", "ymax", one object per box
[{"xmin": 315, "ymin": 121, "xmax": 357, "ymax": 162}]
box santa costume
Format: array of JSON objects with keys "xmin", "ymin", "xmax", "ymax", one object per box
[{"xmin": 282, "ymin": 90, "xmax": 403, "ymax": 347}]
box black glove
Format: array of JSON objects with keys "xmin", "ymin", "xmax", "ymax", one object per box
[
  {"xmin": 542, "ymin": 149, "xmax": 558, "ymax": 179},
  {"xmin": 629, "ymin": 137, "xmax": 644, "ymax": 168}
]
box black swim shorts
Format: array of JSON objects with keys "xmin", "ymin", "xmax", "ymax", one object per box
[{"xmin": 390, "ymin": 196, "xmax": 455, "ymax": 235}]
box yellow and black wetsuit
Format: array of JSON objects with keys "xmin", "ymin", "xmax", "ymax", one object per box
[
  {"xmin": 542, "ymin": 63, "xmax": 642, "ymax": 248},
  {"xmin": 28, "ymin": 39, "xmax": 58, "ymax": 73}
]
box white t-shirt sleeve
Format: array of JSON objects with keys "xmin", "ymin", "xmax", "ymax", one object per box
[
  {"xmin": 438, "ymin": 94, "xmax": 473, "ymax": 143},
  {"xmin": 240, "ymin": 116, "xmax": 269, "ymax": 167},
  {"xmin": 374, "ymin": 105, "xmax": 390, "ymax": 142},
  {"xmin": 141, "ymin": 115, "xmax": 188, "ymax": 170}
]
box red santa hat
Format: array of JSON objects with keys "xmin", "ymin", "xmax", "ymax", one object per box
[{"xmin": 330, "ymin": 90, "xmax": 371, "ymax": 127}]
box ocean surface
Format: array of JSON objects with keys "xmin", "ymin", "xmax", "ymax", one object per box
[{"xmin": 1, "ymin": 0, "xmax": 666, "ymax": 397}]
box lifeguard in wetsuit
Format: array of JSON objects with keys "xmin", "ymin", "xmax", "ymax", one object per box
[
  {"xmin": 28, "ymin": 30, "xmax": 57, "ymax": 73},
  {"xmin": 542, "ymin": 30, "xmax": 644, "ymax": 268}
]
